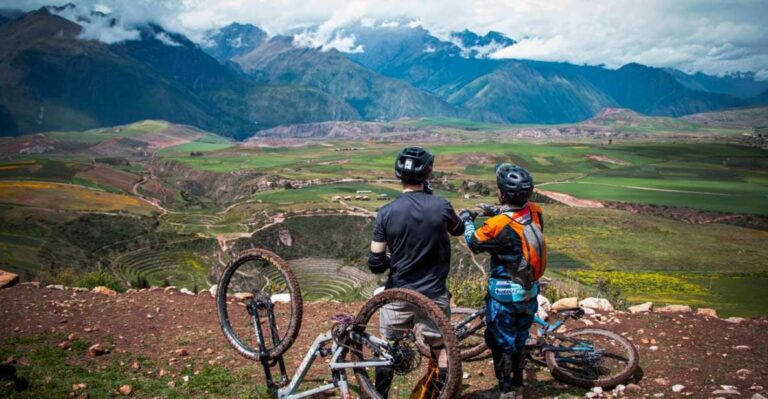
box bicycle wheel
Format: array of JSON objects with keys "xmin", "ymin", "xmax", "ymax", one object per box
[
  {"xmin": 345, "ymin": 289, "xmax": 462, "ymax": 399},
  {"xmin": 451, "ymin": 307, "xmax": 488, "ymax": 360},
  {"xmin": 545, "ymin": 328, "xmax": 639, "ymax": 388},
  {"xmin": 216, "ymin": 248, "xmax": 302, "ymax": 361}
]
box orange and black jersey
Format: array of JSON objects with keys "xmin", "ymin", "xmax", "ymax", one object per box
[{"xmin": 463, "ymin": 203, "xmax": 546, "ymax": 282}]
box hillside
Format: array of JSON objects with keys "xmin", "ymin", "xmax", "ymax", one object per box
[{"xmin": 0, "ymin": 283, "xmax": 766, "ymax": 398}]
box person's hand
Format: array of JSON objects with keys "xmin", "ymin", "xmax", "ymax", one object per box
[
  {"xmin": 477, "ymin": 203, "xmax": 500, "ymax": 217},
  {"xmin": 459, "ymin": 208, "xmax": 478, "ymax": 222}
]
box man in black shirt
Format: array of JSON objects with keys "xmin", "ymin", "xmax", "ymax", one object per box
[{"xmin": 368, "ymin": 146, "xmax": 465, "ymax": 397}]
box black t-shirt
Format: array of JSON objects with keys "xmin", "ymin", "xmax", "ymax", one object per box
[{"xmin": 372, "ymin": 191, "xmax": 464, "ymax": 298}]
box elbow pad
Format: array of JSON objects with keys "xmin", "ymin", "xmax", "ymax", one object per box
[{"xmin": 368, "ymin": 251, "xmax": 390, "ymax": 274}]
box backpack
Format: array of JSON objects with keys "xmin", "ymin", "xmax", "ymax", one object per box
[{"xmin": 500, "ymin": 204, "xmax": 546, "ymax": 284}]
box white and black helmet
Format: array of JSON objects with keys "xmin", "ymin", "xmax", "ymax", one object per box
[
  {"xmin": 495, "ymin": 163, "xmax": 533, "ymax": 205},
  {"xmin": 394, "ymin": 147, "xmax": 434, "ymax": 184}
]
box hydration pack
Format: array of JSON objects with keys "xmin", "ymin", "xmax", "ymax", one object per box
[{"xmin": 501, "ymin": 205, "xmax": 546, "ymax": 285}]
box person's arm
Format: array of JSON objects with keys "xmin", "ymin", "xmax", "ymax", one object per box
[
  {"xmin": 460, "ymin": 213, "xmax": 512, "ymax": 254},
  {"xmin": 368, "ymin": 211, "xmax": 390, "ymax": 274},
  {"xmin": 445, "ymin": 202, "xmax": 465, "ymax": 236}
]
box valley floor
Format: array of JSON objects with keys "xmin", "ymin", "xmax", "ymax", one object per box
[{"xmin": 1, "ymin": 284, "xmax": 766, "ymax": 398}]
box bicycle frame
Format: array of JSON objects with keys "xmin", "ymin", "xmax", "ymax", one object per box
[{"xmin": 247, "ymin": 296, "xmax": 396, "ymax": 399}]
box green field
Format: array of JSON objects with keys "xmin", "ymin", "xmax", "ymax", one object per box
[{"xmin": 0, "ymin": 116, "xmax": 766, "ymax": 316}]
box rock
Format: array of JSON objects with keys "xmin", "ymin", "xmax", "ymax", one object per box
[
  {"xmin": 654, "ymin": 378, "xmax": 670, "ymax": 386},
  {"xmin": 271, "ymin": 293, "xmax": 291, "ymax": 303},
  {"xmin": 733, "ymin": 345, "xmax": 750, "ymax": 351},
  {"xmin": 591, "ymin": 387, "xmax": 603, "ymax": 394},
  {"xmin": 672, "ymin": 384, "xmax": 685, "ymax": 392},
  {"xmin": 58, "ymin": 341, "xmax": 72, "ymax": 350},
  {"xmin": 179, "ymin": 288, "xmax": 195, "ymax": 296},
  {"xmin": 656, "ymin": 304, "xmax": 691, "ymax": 313},
  {"xmin": 46, "ymin": 284, "xmax": 64, "ymax": 290},
  {"xmin": 582, "ymin": 307, "xmax": 596, "ymax": 315},
  {"xmin": 92, "ymin": 286, "xmax": 118, "ymax": 297},
  {"xmin": 72, "ymin": 383, "xmax": 87, "ymax": 391},
  {"xmin": 233, "ymin": 292, "xmax": 253, "ymax": 300},
  {"xmin": 164, "ymin": 286, "xmax": 177, "ymax": 293},
  {"xmin": 131, "ymin": 362, "xmax": 140, "ymax": 370},
  {"xmin": 580, "ymin": 297, "xmax": 614, "ymax": 312},
  {"xmin": 629, "ymin": 302, "xmax": 653, "ymax": 314},
  {"xmin": 174, "ymin": 349, "xmax": 189, "ymax": 357},
  {"xmin": 0, "ymin": 269, "xmax": 20, "ymax": 289},
  {"xmin": 696, "ymin": 308, "xmax": 718, "ymax": 317},
  {"xmin": 749, "ymin": 385, "xmax": 764, "ymax": 391},
  {"xmin": 208, "ymin": 285, "xmax": 217, "ymax": 296},
  {"xmin": 149, "ymin": 286, "xmax": 163, "ymax": 292},
  {"xmin": 649, "ymin": 345, "xmax": 659, "ymax": 351},
  {"xmin": 462, "ymin": 372, "xmax": 470, "ymax": 379},
  {"xmin": 712, "ymin": 388, "xmax": 740, "ymax": 396},
  {"xmin": 198, "ymin": 290, "xmax": 209, "ymax": 296},
  {"xmin": 88, "ymin": 343, "xmax": 107, "ymax": 357},
  {"xmin": 537, "ymin": 294, "xmax": 552, "ymax": 311},
  {"xmin": 627, "ymin": 383, "xmax": 642, "ymax": 393},
  {"xmin": 551, "ymin": 297, "xmax": 578, "ymax": 311},
  {"xmin": 751, "ymin": 393, "xmax": 767, "ymax": 399},
  {"xmin": 118, "ymin": 384, "xmax": 132, "ymax": 395},
  {"xmin": 581, "ymin": 319, "xmax": 595, "ymax": 326},
  {"xmin": 586, "ymin": 392, "xmax": 597, "ymax": 398},
  {"xmin": 724, "ymin": 317, "xmax": 746, "ymax": 324}
]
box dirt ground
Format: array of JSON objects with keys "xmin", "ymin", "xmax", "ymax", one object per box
[{"xmin": 1, "ymin": 284, "xmax": 766, "ymax": 398}]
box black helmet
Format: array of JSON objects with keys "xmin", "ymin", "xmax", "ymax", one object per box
[
  {"xmin": 394, "ymin": 147, "xmax": 434, "ymax": 184},
  {"xmin": 495, "ymin": 163, "xmax": 533, "ymax": 205}
]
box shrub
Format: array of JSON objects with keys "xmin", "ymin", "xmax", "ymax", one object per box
[
  {"xmin": 75, "ymin": 270, "xmax": 123, "ymax": 292},
  {"xmin": 131, "ymin": 275, "xmax": 150, "ymax": 289},
  {"xmin": 449, "ymin": 277, "xmax": 486, "ymax": 307}
]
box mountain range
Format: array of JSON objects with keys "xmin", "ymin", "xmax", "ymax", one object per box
[{"xmin": 0, "ymin": 6, "xmax": 767, "ymax": 138}]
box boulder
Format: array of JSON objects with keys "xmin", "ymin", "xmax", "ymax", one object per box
[
  {"xmin": 656, "ymin": 304, "xmax": 691, "ymax": 313},
  {"xmin": 696, "ymin": 308, "xmax": 718, "ymax": 317},
  {"xmin": 92, "ymin": 286, "xmax": 117, "ymax": 297},
  {"xmin": 551, "ymin": 297, "xmax": 578, "ymax": 311},
  {"xmin": 628, "ymin": 302, "xmax": 653, "ymax": 314},
  {"xmin": 0, "ymin": 270, "xmax": 19, "ymax": 289},
  {"xmin": 579, "ymin": 297, "xmax": 614, "ymax": 312}
]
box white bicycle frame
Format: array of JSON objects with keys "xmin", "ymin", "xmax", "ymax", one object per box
[{"xmin": 278, "ymin": 331, "xmax": 394, "ymax": 399}]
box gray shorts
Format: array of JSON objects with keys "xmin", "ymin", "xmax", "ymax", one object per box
[{"xmin": 379, "ymin": 293, "xmax": 451, "ymax": 347}]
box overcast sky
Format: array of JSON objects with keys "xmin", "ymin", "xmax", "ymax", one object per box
[{"xmin": 4, "ymin": 0, "xmax": 768, "ymax": 79}]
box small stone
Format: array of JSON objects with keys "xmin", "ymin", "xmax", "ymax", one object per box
[
  {"xmin": 164, "ymin": 286, "xmax": 177, "ymax": 293},
  {"xmin": 68, "ymin": 333, "xmax": 77, "ymax": 341},
  {"xmin": 175, "ymin": 349, "xmax": 190, "ymax": 357},
  {"xmin": 649, "ymin": 345, "xmax": 659, "ymax": 351},
  {"xmin": 84, "ymin": 327, "xmax": 93, "ymax": 333},
  {"xmin": 233, "ymin": 292, "xmax": 253, "ymax": 300},
  {"xmin": 696, "ymin": 308, "xmax": 717, "ymax": 317},
  {"xmin": 724, "ymin": 317, "xmax": 746, "ymax": 324},
  {"xmin": 551, "ymin": 297, "xmax": 578, "ymax": 311},
  {"xmin": 167, "ymin": 381, "xmax": 175, "ymax": 388},
  {"xmin": 580, "ymin": 297, "xmax": 614, "ymax": 312},
  {"xmin": 0, "ymin": 269, "xmax": 20, "ymax": 289},
  {"xmin": 656, "ymin": 304, "xmax": 691, "ymax": 313},
  {"xmin": 733, "ymin": 345, "xmax": 750, "ymax": 351},
  {"xmin": 208, "ymin": 285, "xmax": 217, "ymax": 296},
  {"xmin": 204, "ymin": 348, "xmax": 214, "ymax": 355},
  {"xmin": 628, "ymin": 302, "xmax": 653, "ymax": 314},
  {"xmin": 158, "ymin": 369, "xmax": 168, "ymax": 377},
  {"xmin": 654, "ymin": 378, "xmax": 670, "ymax": 386},
  {"xmin": 92, "ymin": 286, "xmax": 117, "ymax": 297},
  {"xmin": 179, "ymin": 288, "xmax": 195, "ymax": 296},
  {"xmin": 751, "ymin": 393, "xmax": 767, "ymax": 399},
  {"xmin": 58, "ymin": 340, "xmax": 72, "ymax": 350},
  {"xmin": 182, "ymin": 375, "xmax": 189, "ymax": 383},
  {"xmin": 627, "ymin": 383, "xmax": 642, "ymax": 393},
  {"xmin": 749, "ymin": 385, "xmax": 764, "ymax": 391},
  {"xmin": 47, "ymin": 284, "xmax": 65, "ymax": 290},
  {"xmin": 591, "ymin": 387, "xmax": 603, "ymax": 394},
  {"xmin": 147, "ymin": 314, "xmax": 153, "ymax": 319},
  {"xmin": 672, "ymin": 384, "xmax": 685, "ymax": 392},
  {"xmin": 131, "ymin": 362, "xmax": 140, "ymax": 370},
  {"xmin": 462, "ymin": 372, "xmax": 470, "ymax": 379},
  {"xmin": 118, "ymin": 385, "xmax": 132, "ymax": 396},
  {"xmin": 72, "ymin": 383, "xmax": 87, "ymax": 391},
  {"xmin": 653, "ymin": 394, "xmax": 665, "ymax": 398},
  {"xmin": 88, "ymin": 343, "xmax": 106, "ymax": 357}
]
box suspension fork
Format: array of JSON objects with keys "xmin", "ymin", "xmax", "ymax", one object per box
[{"xmin": 247, "ymin": 298, "xmax": 288, "ymax": 390}]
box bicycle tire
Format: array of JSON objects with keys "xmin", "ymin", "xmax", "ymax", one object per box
[
  {"xmin": 545, "ymin": 328, "xmax": 639, "ymax": 388},
  {"xmin": 451, "ymin": 307, "xmax": 488, "ymax": 360},
  {"xmin": 216, "ymin": 248, "xmax": 303, "ymax": 361},
  {"xmin": 349, "ymin": 288, "xmax": 462, "ymax": 399}
]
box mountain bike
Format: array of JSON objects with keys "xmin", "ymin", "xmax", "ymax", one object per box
[
  {"xmin": 451, "ymin": 305, "xmax": 639, "ymax": 388},
  {"xmin": 216, "ymin": 248, "xmax": 463, "ymax": 398}
]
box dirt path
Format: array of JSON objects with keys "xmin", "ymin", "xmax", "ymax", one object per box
[
  {"xmin": 536, "ymin": 188, "xmax": 605, "ymax": 208},
  {"xmin": 1, "ymin": 284, "xmax": 766, "ymax": 398}
]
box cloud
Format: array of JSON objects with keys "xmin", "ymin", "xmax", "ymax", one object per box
[{"xmin": 2, "ymin": 0, "xmax": 767, "ymax": 76}]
